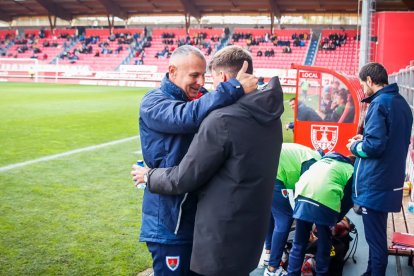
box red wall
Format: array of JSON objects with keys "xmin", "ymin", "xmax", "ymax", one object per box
[{"xmin": 374, "ymin": 12, "xmax": 414, "ymax": 73}]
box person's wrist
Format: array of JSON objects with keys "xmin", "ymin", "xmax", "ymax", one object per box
[{"xmin": 143, "ymin": 171, "xmax": 149, "ymax": 183}]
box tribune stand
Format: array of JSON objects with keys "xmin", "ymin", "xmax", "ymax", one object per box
[{"xmin": 290, "ymin": 64, "xmax": 366, "ymax": 155}]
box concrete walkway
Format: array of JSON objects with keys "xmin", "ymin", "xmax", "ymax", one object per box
[
  {"xmin": 137, "ymin": 211, "xmax": 413, "ymax": 276},
  {"xmin": 250, "ymin": 211, "xmax": 413, "ymax": 276}
]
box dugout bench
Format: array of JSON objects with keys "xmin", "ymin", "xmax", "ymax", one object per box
[{"xmin": 387, "ymin": 194, "xmax": 414, "ymax": 275}]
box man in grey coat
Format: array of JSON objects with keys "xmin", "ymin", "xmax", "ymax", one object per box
[{"xmin": 132, "ymin": 45, "xmax": 284, "ymax": 275}]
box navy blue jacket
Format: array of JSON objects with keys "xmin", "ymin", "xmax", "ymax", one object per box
[
  {"xmin": 350, "ymin": 83, "xmax": 412, "ymax": 212},
  {"xmin": 139, "ymin": 74, "xmax": 244, "ymax": 244},
  {"xmin": 147, "ymin": 76, "xmax": 284, "ymax": 275}
]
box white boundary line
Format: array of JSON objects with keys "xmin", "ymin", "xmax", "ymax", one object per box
[{"xmin": 0, "ymin": 135, "xmax": 140, "ymax": 173}]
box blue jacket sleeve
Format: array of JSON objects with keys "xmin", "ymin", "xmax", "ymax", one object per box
[
  {"xmin": 140, "ymin": 78, "xmax": 243, "ymax": 134},
  {"xmin": 350, "ymin": 102, "xmax": 388, "ymax": 158},
  {"xmin": 147, "ymin": 112, "xmax": 229, "ymax": 195}
]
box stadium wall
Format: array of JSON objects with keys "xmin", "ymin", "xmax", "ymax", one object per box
[
  {"xmin": 0, "ymin": 62, "xmax": 298, "ymax": 92},
  {"xmin": 374, "ymin": 12, "xmax": 414, "ymax": 73}
]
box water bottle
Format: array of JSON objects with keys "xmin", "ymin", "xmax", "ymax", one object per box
[{"xmin": 135, "ymin": 159, "xmax": 146, "ymax": 189}]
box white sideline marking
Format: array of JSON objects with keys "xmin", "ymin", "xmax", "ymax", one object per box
[{"xmin": 0, "ymin": 136, "xmax": 140, "ymax": 173}]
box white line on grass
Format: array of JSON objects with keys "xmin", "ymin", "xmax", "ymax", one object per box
[{"xmin": 0, "ymin": 136, "xmax": 140, "ymax": 173}]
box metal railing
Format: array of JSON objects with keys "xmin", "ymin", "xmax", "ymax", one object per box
[{"xmin": 390, "ymin": 62, "xmax": 414, "ymax": 125}]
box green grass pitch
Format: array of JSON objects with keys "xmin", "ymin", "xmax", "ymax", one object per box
[{"xmin": 0, "ymin": 82, "xmax": 293, "ymax": 275}]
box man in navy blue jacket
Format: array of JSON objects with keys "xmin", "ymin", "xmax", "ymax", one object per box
[
  {"xmin": 138, "ymin": 45, "xmax": 257, "ymax": 275},
  {"xmin": 347, "ymin": 62, "xmax": 413, "ymax": 276},
  {"xmin": 133, "ymin": 45, "xmax": 283, "ymax": 275}
]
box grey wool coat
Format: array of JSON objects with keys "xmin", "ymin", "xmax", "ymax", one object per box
[{"xmin": 147, "ymin": 76, "xmax": 284, "ymax": 276}]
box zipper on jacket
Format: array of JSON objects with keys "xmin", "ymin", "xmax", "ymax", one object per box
[
  {"xmin": 174, "ymin": 193, "xmax": 188, "ymax": 235},
  {"xmin": 354, "ymin": 159, "xmax": 361, "ymax": 197},
  {"xmin": 298, "ymin": 199, "xmax": 320, "ymax": 207}
]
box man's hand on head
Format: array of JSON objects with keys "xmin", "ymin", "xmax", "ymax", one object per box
[{"xmin": 236, "ymin": 60, "xmax": 258, "ymax": 94}]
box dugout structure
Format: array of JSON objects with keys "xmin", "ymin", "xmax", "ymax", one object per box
[{"xmin": 290, "ymin": 64, "xmax": 366, "ymax": 155}]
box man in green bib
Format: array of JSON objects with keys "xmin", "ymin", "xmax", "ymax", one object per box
[
  {"xmin": 264, "ymin": 143, "xmax": 322, "ymax": 276},
  {"xmin": 286, "ymin": 153, "xmax": 354, "ymax": 276}
]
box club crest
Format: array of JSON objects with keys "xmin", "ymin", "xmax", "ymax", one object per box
[
  {"xmin": 311, "ymin": 125, "xmax": 338, "ymax": 153},
  {"xmin": 281, "ymin": 189, "xmax": 289, "ymax": 198},
  {"xmin": 166, "ymin": 256, "xmax": 180, "ymax": 271}
]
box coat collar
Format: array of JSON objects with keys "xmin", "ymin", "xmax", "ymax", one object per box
[
  {"xmin": 160, "ymin": 73, "xmax": 189, "ymax": 101},
  {"xmin": 362, "ymin": 83, "xmax": 398, "ymax": 103},
  {"xmin": 323, "ymin": 152, "xmax": 353, "ymax": 165}
]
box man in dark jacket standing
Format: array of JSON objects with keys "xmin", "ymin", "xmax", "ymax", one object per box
[
  {"xmin": 347, "ymin": 62, "xmax": 413, "ymax": 276},
  {"xmin": 132, "ymin": 45, "xmax": 284, "ymax": 275},
  {"xmin": 138, "ymin": 45, "xmax": 257, "ymax": 275}
]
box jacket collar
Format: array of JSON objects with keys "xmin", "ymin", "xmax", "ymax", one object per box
[
  {"xmin": 160, "ymin": 73, "xmax": 189, "ymax": 101},
  {"xmin": 362, "ymin": 83, "xmax": 398, "ymax": 103},
  {"xmin": 323, "ymin": 152, "xmax": 353, "ymax": 165}
]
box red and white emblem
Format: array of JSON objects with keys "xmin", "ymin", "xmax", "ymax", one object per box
[
  {"xmin": 311, "ymin": 125, "xmax": 339, "ymax": 153},
  {"xmin": 281, "ymin": 189, "xmax": 289, "ymax": 198},
  {"xmin": 166, "ymin": 256, "xmax": 180, "ymax": 271}
]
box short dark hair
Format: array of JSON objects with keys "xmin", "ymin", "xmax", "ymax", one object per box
[
  {"xmin": 338, "ymin": 88, "xmax": 349, "ymax": 102},
  {"xmin": 359, "ymin": 62, "xmax": 389, "ymax": 86},
  {"xmin": 289, "ymin": 97, "xmax": 296, "ymax": 102},
  {"xmin": 209, "ymin": 45, "xmax": 253, "ymax": 78}
]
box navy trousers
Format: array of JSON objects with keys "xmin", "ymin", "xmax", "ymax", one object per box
[
  {"xmin": 147, "ymin": 242, "xmax": 199, "ymax": 276},
  {"xmin": 361, "ymin": 207, "xmax": 388, "ymax": 276},
  {"xmin": 287, "ymin": 219, "xmax": 332, "ymax": 276},
  {"xmin": 265, "ymin": 181, "xmax": 294, "ymax": 267},
  {"xmin": 265, "ymin": 214, "xmax": 274, "ymax": 251}
]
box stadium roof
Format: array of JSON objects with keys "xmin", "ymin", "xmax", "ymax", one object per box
[{"xmin": 0, "ymin": 0, "xmax": 413, "ymax": 22}]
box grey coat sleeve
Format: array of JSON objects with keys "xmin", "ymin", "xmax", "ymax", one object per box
[{"xmin": 147, "ymin": 112, "xmax": 229, "ymax": 195}]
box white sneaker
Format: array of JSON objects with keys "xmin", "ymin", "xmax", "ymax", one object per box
[
  {"xmin": 263, "ymin": 253, "xmax": 270, "ymax": 266},
  {"xmin": 263, "ymin": 267, "xmax": 275, "ymax": 276},
  {"xmin": 263, "ymin": 266, "xmax": 287, "ymax": 276}
]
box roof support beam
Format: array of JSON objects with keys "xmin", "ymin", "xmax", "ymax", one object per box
[
  {"xmin": 147, "ymin": 0, "xmax": 160, "ymax": 9},
  {"xmin": 0, "ymin": 9, "xmax": 13, "ymax": 22},
  {"xmin": 96, "ymin": 0, "xmax": 128, "ymax": 20},
  {"xmin": 48, "ymin": 14, "xmax": 57, "ymax": 31},
  {"xmin": 35, "ymin": 0, "xmax": 72, "ymax": 21},
  {"xmin": 268, "ymin": 0, "xmax": 281, "ymax": 18},
  {"xmin": 179, "ymin": 0, "xmax": 201, "ymax": 19},
  {"xmin": 230, "ymin": 0, "xmax": 238, "ymax": 8},
  {"xmin": 185, "ymin": 13, "xmax": 191, "ymax": 34},
  {"xmin": 107, "ymin": 15, "xmax": 115, "ymax": 34}
]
